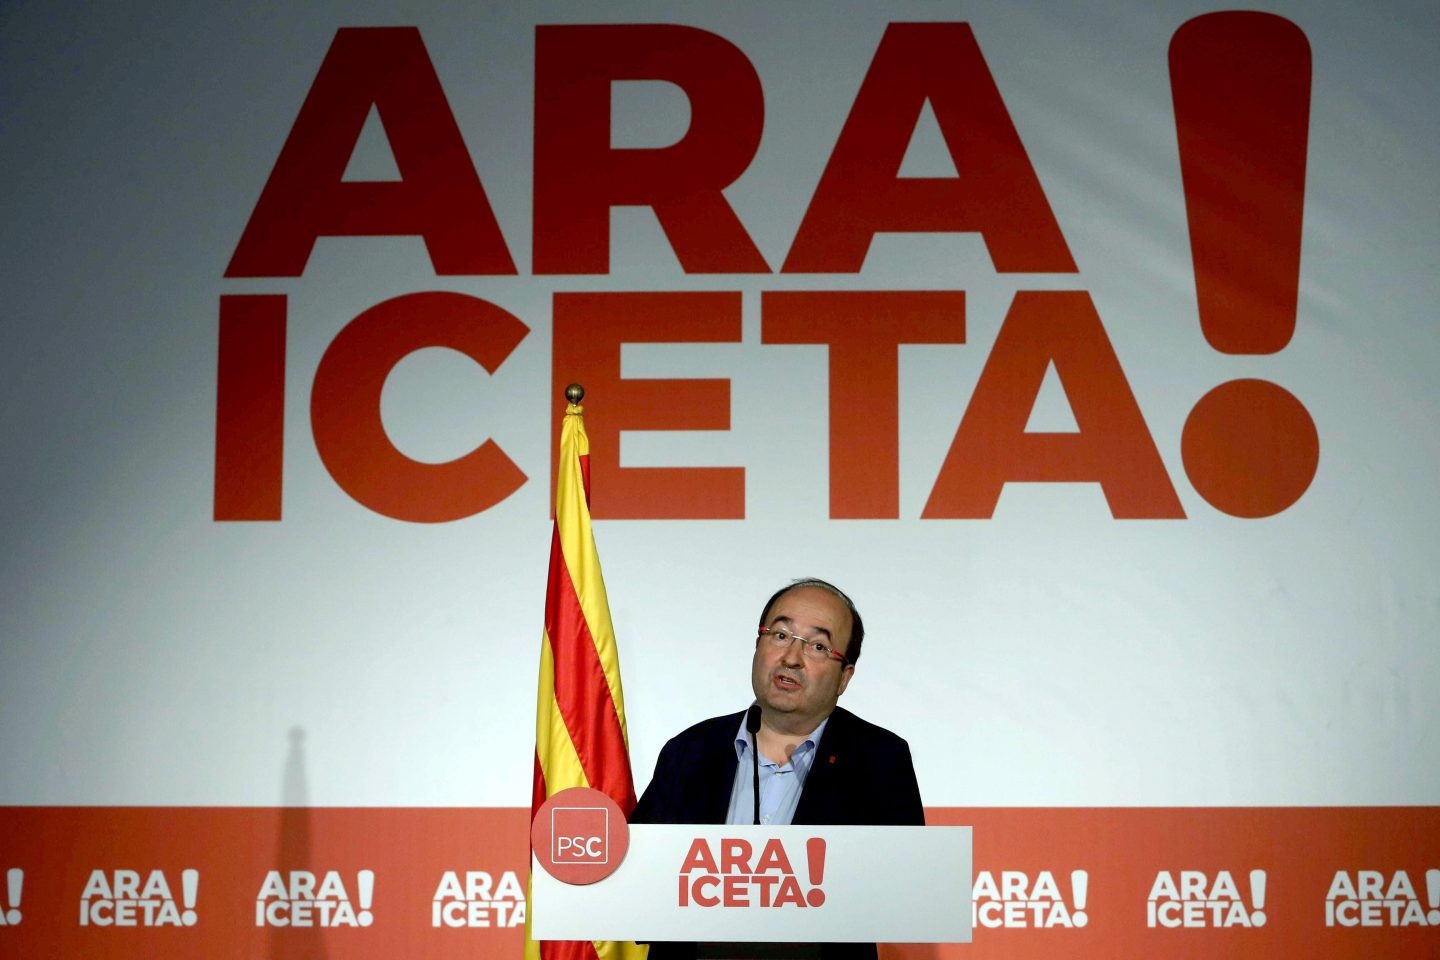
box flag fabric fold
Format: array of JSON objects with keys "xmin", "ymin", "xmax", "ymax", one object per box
[{"xmin": 527, "ymin": 401, "xmax": 645, "ymax": 960}]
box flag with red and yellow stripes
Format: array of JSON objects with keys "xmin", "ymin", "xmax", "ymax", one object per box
[{"xmin": 527, "ymin": 396, "xmax": 645, "ymax": 960}]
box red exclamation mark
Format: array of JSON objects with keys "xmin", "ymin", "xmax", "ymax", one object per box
[
  {"xmin": 1249, "ymin": 869, "xmax": 1268, "ymax": 927},
  {"xmin": 181, "ymin": 869, "xmax": 198, "ymax": 927},
  {"xmin": 1071, "ymin": 869, "xmax": 1089, "ymax": 928},
  {"xmin": 1425, "ymin": 868, "xmax": 1440, "ymax": 925},
  {"xmin": 1171, "ymin": 12, "xmax": 1320, "ymax": 518},
  {"xmin": 805, "ymin": 839, "xmax": 826, "ymax": 908},
  {"xmin": 357, "ymin": 869, "xmax": 375, "ymax": 927},
  {"xmin": 5, "ymin": 868, "xmax": 20, "ymax": 925}
]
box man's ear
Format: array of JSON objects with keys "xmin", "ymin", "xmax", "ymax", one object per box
[{"xmin": 837, "ymin": 664, "xmax": 855, "ymax": 697}]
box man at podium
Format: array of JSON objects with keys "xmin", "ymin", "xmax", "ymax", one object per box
[{"xmin": 631, "ymin": 578, "xmax": 925, "ymax": 959}]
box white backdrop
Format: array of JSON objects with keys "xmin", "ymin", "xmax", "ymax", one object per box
[{"xmin": 1, "ymin": 0, "xmax": 1436, "ymax": 809}]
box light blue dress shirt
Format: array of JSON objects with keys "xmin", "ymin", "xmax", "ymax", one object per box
[{"xmin": 725, "ymin": 709, "xmax": 831, "ymax": 825}]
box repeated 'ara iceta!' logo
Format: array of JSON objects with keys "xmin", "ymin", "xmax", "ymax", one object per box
[
  {"xmin": 255, "ymin": 870, "xmax": 374, "ymax": 927},
  {"xmin": 972, "ymin": 869, "xmax": 1088, "ymax": 928},
  {"xmin": 1326, "ymin": 869, "xmax": 1440, "ymax": 928},
  {"xmin": 1147, "ymin": 869, "xmax": 1266, "ymax": 928},
  {"xmin": 431, "ymin": 870, "xmax": 526, "ymax": 928},
  {"xmin": 79, "ymin": 868, "xmax": 199, "ymax": 927}
]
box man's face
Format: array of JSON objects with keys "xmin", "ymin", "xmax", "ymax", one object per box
[{"xmin": 751, "ymin": 586, "xmax": 855, "ymax": 733}]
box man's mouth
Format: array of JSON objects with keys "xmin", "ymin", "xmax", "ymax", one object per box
[{"xmin": 772, "ymin": 673, "xmax": 801, "ymax": 690}]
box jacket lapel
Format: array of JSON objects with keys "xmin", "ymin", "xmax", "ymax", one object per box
[
  {"xmin": 697, "ymin": 711, "xmax": 745, "ymax": 824},
  {"xmin": 793, "ymin": 707, "xmax": 851, "ymax": 825}
]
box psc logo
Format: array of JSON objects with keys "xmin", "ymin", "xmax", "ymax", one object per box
[
  {"xmin": 554, "ymin": 807, "xmax": 608, "ymax": 864},
  {"xmin": 532, "ymin": 787, "xmax": 629, "ymax": 884}
]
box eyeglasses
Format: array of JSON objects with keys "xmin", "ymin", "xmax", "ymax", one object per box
[{"xmin": 758, "ymin": 627, "xmax": 850, "ymax": 665}]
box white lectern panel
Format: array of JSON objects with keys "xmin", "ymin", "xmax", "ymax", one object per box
[{"xmin": 533, "ymin": 824, "xmax": 971, "ymax": 943}]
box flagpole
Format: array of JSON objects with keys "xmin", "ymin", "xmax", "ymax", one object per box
[{"xmin": 528, "ymin": 382, "xmax": 646, "ymax": 960}]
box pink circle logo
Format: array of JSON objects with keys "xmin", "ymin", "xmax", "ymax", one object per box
[{"xmin": 531, "ymin": 787, "xmax": 629, "ymax": 885}]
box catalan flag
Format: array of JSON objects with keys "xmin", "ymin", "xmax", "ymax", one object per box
[{"xmin": 527, "ymin": 392, "xmax": 645, "ymax": 960}]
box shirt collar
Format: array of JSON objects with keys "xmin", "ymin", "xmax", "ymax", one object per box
[{"xmin": 733, "ymin": 707, "xmax": 831, "ymax": 769}]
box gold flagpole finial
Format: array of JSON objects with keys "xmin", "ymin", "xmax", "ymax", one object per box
[{"xmin": 564, "ymin": 383, "xmax": 585, "ymax": 404}]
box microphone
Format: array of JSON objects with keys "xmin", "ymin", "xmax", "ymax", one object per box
[{"xmin": 746, "ymin": 704, "xmax": 762, "ymax": 826}]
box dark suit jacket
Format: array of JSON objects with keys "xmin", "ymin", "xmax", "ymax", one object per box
[{"xmin": 630, "ymin": 706, "xmax": 925, "ymax": 960}]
